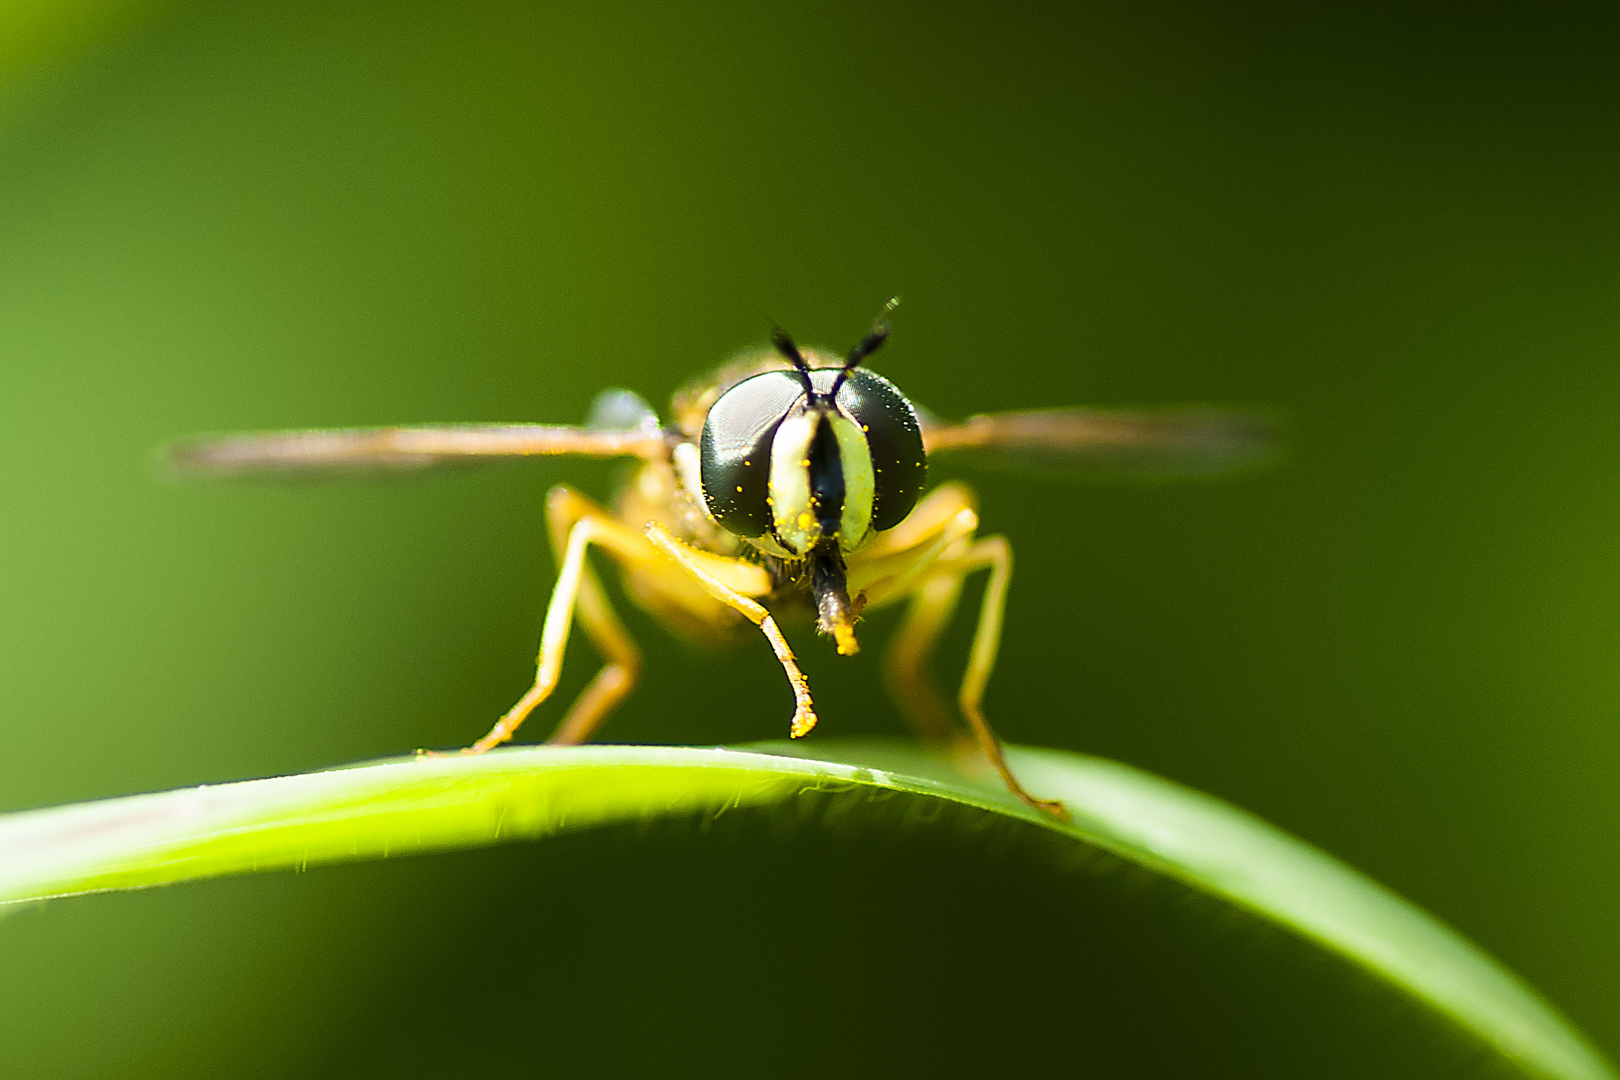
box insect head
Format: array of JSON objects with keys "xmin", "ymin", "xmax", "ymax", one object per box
[{"xmin": 697, "ymin": 311, "xmax": 926, "ymax": 653}]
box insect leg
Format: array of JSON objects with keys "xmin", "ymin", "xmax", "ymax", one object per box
[
  {"xmin": 856, "ymin": 496, "xmax": 1064, "ymax": 817},
  {"xmin": 854, "ymin": 481, "xmax": 978, "ymax": 561},
  {"xmin": 644, "ymin": 522, "xmax": 818, "ymax": 739},
  {"xmin": 846, "ymin": 484, "xmax": 980, "ymax": 604},
  {"xmin": 466, "ymin": 488, "xmax": 650, "ymax": 754},
  {"xmin": 544, "ymin": 574, "xmax": 640, "ymax": 744},
  {"xmin": 854, "ymin": 483, "xmax": 980, "ymax": 744},
  {"xmin": 882, "ymin": 572, "xmax": 969, "ymax": 747},
  {"xmin": 939, "ymin": 536, "xmax": 1067, "ymax": 819},
  {"xmin": 542, "ymin": 487, "xmax": 643, "ymax": 746}
]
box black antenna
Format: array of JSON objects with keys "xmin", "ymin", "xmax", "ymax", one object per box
[
  {"xmin": 771, "ymin": 326, "xmax": 815, "ymax": 396},
  {"xmin": 830, "ymin": 296, "xmax": 899, "ymax": 398}
]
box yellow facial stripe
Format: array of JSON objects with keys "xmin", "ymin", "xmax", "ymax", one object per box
[
  {"xmin": 828, "ymin": 410, "xmax": 873, "ymax": 552},
  {"xmin": 769, "ymin": 410, "xmax": 817, "ymax": 555}
]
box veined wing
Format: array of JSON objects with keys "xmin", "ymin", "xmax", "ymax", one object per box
[
  {"xmin": 921, "ymin": 406, "xmax": 1281, "ymax": 480},
  {"xmin": 164, "ymin": 423, "xmax": 666, "ymax": 476}
]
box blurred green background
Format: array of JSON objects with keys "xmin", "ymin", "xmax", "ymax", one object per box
[{"xmin": 0, "ymin": 0, "xmax": 1617, "ymax": 1075}]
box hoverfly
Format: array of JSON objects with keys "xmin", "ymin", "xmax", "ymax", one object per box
[{"xmin": 166, "ymin": 303, "xmax": 1274, "ymax": 817}]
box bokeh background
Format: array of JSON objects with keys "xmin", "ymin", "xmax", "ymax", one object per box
[{"xmin": 0, "ymin": 1, "xmax": 1617, "ymax": 1075}]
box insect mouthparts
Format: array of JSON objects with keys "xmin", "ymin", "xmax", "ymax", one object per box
[{"xmin": 810, "ymin": 547, "xmax": 860, "ymax": 656}]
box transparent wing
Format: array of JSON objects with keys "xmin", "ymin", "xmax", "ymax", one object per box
[
  {"xmin": 920, "ymin": 406, "xmax": 1282, "ymax": 480},
  {"xmin": 163, "ymin": 423, "xmax": 666, "ymax": 477}
]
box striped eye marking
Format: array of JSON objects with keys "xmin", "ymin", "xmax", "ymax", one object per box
[{"xmin": 699, "ymin": 361, "xmax": 924, "ymax": 558}]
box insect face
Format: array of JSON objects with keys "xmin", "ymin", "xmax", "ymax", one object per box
[{"xmin": 698, "ymin": 365, "xmax": 925, "ymax": 559}]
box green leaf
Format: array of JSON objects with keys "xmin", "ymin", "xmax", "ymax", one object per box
[{"xmin": 0, "ymin": 739, "xmax": 1608, "ymax": 1080}]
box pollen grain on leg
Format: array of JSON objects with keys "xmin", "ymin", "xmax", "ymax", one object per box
[{"xmin": 790, "ymin": 705, "xmax": 818, "ymax": 738}]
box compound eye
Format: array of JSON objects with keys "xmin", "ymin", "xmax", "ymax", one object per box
[
  {"xmin": 699, "ymin": 370, "xmax": 806, "ymax": 537},
  {"xmin": 835, "ymin": 369, "xmax": 926, "ymax": 531}
]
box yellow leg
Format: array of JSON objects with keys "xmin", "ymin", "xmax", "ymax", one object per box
[
  {"xmin": 858, "ymin": 485, "xmax": 978, "ymax": 743},
  {"xmin": 852, "ymin": 485, "xmax": 1065, "ymax": 818},
  {"xmin": 644, "ymin": 522, "xmax": 818, "ymax": 739},
  {"xmin": 942, "ymin": 536, "xmax": 1067, "ymax": 819},
  {"xmin": 883, "ymin": 572, "xmax": 969, "ymax": 747},
  {"xmin": 848, "ymin": 484, "xmax": 979, "ymax": 602},
  {"xmin": 857, "ymin": 481, "xmax": 978, "ymax": 560},
  {"xmin": 542, "ymin": 488, "xmax": 643, "ymax": 745},
  {"xmin": 466, "ymin": 487, "xmax": 652, "ymax": 754}
]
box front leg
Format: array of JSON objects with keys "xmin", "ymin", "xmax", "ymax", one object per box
[
  {"xmin": 465, "ymin": 486, "xmax": 664, "ymax": 754},
  {"xmin": 465, "ymin": 500, "xmax": 629, "ymax": 753},
  {"xmin": 643, "ymin": 523, "xmax": 818, "ymax": 739}
]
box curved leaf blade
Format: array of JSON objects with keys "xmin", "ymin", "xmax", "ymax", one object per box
[{"xmin": 0, "ymin": 739, "xmax": 1608, "ymax": 1080}]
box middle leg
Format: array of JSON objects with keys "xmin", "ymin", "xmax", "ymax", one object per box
[
  {"xmin": 857, "ymin": 494, "xmax": 1065, "ymax": 817},
  {"xmin": 883, "ymin": 572, "xmax": 971, "ymax": 747},
  {"xmin": 937, "ymin": 535, "xmax": 1066, "ymax": 818}
]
